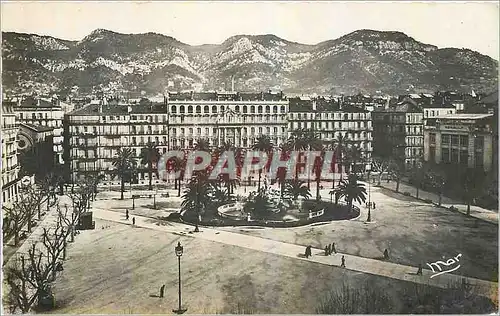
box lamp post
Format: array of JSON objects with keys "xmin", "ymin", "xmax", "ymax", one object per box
[{"xmin": 173, "ymin": 242, "xmax": 187, "ymax": 314}]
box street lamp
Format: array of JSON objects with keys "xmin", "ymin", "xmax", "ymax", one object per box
[{"xmin": 173, "ymin": 242, "xmax": 187, "ymax": 314}]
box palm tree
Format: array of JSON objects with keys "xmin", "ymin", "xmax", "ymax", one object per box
[
  {"xmin": 140, "ymin": 142, "xmax": 160, "ymax": 191},
  {"xmin": 284, "ymin": 179, "xmax": 311, "ymax": 201},
  {"xmin": 329, "ymin": 134, "xmax": 349, "ymax": 187},
  {"xmin": 214, "ymin": 141, "xmax": 240, "ymax": 195},
  {"xmin": 181, "ymin": 175, "xmax": 212, "ymax": 222},
  {"xmin": 194, "ymin": 138, "xmax": 211, "ymax": 152},
  {"xmin": 336, "ymin": 174, "xmax": 367, "ymax": 213},
  {"xmin": 111, "ymin": 147, "xmax": 136, "ymax": 200},
  {"xmin": 170, "ymin": 156, "xmax": 185, "ymax": 197},
  {"xmin": 244, "ymin": 188, "xmax": 274, "ymax": 220},
  {"xmin": 252, "ymin": 135, "xmax": 273, "ymax": 190}
]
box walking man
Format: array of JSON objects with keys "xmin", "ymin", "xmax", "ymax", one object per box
[
  {"xmin": 341, "ymin": 255, "xmax": 346, "ymax": 268},
  {"xmin": 126, "ymin": 209, "xmax": 129, "ymax": 220},
  {"xmin": 159, "ymin": 284, "xmax": 165, "ymax": 298},
  {"xmin": 324, "ymin": 245, "xmax": 329, "ymax": 256},
  {"xmin": 373, "ymin": 202, "xmax": 376, "ymax": 209},
  {"xmin": 416, "ymin": 263, "xmax": 423, "ymax": 276},
  {"xmin": 132, "ymin": 217, "xmax": 136, "ymax": 226},
  {"xmin": 331, "ymin": 242, "xmax": 337, "ymax": 254},
  {"xmin": 383, "ymin": 249, "xmax": 389, "ymax": 260}
]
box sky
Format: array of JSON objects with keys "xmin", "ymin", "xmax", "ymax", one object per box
[{"xmin": 1, "ymin": 1, "xmax": 498, "ymax": 59}]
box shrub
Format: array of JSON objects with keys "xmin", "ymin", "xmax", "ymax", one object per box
[
  {"xmin": 166, "ymin": 212, "xmax": 181, "ymax": 220},
  {"xmin": 449, "ymin": 206, "xmax": 458, "ymax": 212},
  {"xmin": 403, "ymin": 192, "xmax": 411, "ymax": 196}
]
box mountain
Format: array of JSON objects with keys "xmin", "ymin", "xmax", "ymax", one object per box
[{"xmin": 2, "ymin": 29, "xmax": 498, "ymax": 95}]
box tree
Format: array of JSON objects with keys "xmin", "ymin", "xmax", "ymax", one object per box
[
  {"xmin": 388, "ymin": 159, "xmax": 405, "ymax": 193},
  {"xmin": 170, "ymin": 156, "xmax": 185, "ymax": 197},
  {"xmin": 409, "ymin": 164, "xmax": 426, "ymax": 199},
  {"xmin": 336, "ymin": 174, "xmax": 367, "ymax": 211},
  {"xmin": 283, "ymin": 179, "xmax": 311, "ymax": 201},
  {"xmin": 251, "ymin": 136, "xmax": 273, "ymax": 191},
  {"xmin": 371, "ymin": 157, "xmax": 390, "ymax": 186},
  {"xmin": 461, "ymin": 168, "xmax": 486, "ymax": 216},
  {"xmin": 215, "ymin": 142, "xmax": 240, "ymax": 196},
  {"xmin": 345, "ymin": 145, "xmax": 364, "ymax": 175},
  {"xmin": 140, "ymin": 142, "xmax": 160, "ymax": 191},
  {"xmin": 181, "ymin": 171, "xmax": 213, "ymax": 222},
  {"xmin": 426, "ymin": 166, "xmax": 446, "ymax": 206},
  {"xmin": 244, "ymin": 188, "xmax": 274, "ymax": 220},
  {"xmin": 111, "ymin": 147, "xmax": 136, "ymax": 200},
  {"xmin": 194, "ymin": 138, "xmax": 211, "ymax": 152},
  {"xmin": 333, "ymin": 133, "xmax": 349, "ymax": 185}
]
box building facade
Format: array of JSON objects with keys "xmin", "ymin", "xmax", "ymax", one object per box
[
  {"xmin": 372, "ymin": 101, "xmax": 424, "ymax": 168},
  {"xmin": 18, "ymin": 123, "xmax": 55, "ymax": 179},
  {"xmin": 13, "ymin": 96, "xmax": 65, "ymax": 165},
  {"xmin": 1, "ymin": 102, "xmax": 21, "ymax": 204},
  {"xmin": 287, "ymin": 97, "xmax": 373, "ymax": 173},
  {"xmin": 423, "ymin": 114, "xmax": 497, "ymax": 173},
  {"xmin": 64, "ymin": 91, "xmax": 289, "ymax": 185}
]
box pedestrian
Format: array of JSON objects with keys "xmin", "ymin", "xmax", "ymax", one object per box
[
  {"xmin": 305, "ymin": 245, "xmax": 312, "ymax": 258},
  {"xmin": 341, "ymin": 255, "xmax": 346, "ymax": 268},
  {"xmin": 373, "ymin": 202, "xmax": 376, "ymax": 209},
  {"xmin": 304, "ymin": 246, "xmax": 309, "ymax": 258},
  {"xmin": 327, "ymin": 244, "xmax": 332, "ymax": 255},
  {"xmin": 159, "ymin": 284, "xmax": 165, "ymax": 298},
  {"xmin": 132, "ymin": 217, "xmax": 135, "ymax": 226},
  {"xmin": 324, "ymin": 245, "xmax": 329, "ymax": 256},
  {"xmin": 417, "ymin": 264, "xmax": 423, "ymax": 276},
  {"xmin": 331, "ymin": 242, "xmax": 337, "ymax": 254},
  {"xmin": 126, "ymin": 209, "xmax": 129, "ymax": 220},
  {"xmin": 383, "ymin": 249, "xmax": 389, "ymax": 260}
]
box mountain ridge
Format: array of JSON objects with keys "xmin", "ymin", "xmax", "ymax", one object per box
[{"xmin": 2, "ymin": 28, "xmax": 498, "ymax": 95}]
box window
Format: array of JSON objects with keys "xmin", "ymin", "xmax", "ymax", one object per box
[
  {"xmin": 171, "ymin": 106, "xmax": 177, "ymax": 113},
  {"xmin": 250, "ymin": 106, "xmax": 255, "ymax": 114},
  {"xmin": 197, "ymin": 128, "xmax": 201, "ymax": 135},
  {"xmin": 257, "ymin": 106, "xmax": 263, "ymax": 114},
  {"xmin": 425, "ymin": 110, "xmax": 429, "ymax": 117},
  {"xmin": 442, "ymin": 134, "xmax": 450, "ymax": 145},
  {"xmin": 460, "ymin": 135, "xmax": 469, "ymax": 147},
  {"xmin": 451, "ymin": 135, "xmax": 459, "ymax": 146},
  {"xmin": 196, "ymin": 106, "xmax": 201, "ymax": 114},
  {"xmin": 212, "ymin": 106, "xmax": 217, "ymax": 113},
  {"xmin": 429, "ymin": 133, "xmax": 436, "ymax": 145},
  {"xmin": 475, "ymin": 136, "xmax": 484, "ymax": 151},
  {"xmin": 243, "ymin": 106, "xmax": 247, "ymax": 113},
  {"xmin": 258, "ymin": 127, "xmax": 263, "ymax": 134},
  {"xmin": 265, "ymin": 106, "xmax": 270, "ymax": 114},
  {"xmin": 475, "ymin": 151, "xmax": 484, "ymax": 167},
  {"xmin": 451, "ymin": 148, "xmax": 459, "ymax": 163},
  {"xmin": 273, "ymin": 106, "xmax": 277, "ymax": 113},
  {"xmin": 187, "ymin": 106, "xmax": 193, "ymax": 114},
  {"xmin": 442, "ymin": 148, "xmax": 450, "ymax": 162}
]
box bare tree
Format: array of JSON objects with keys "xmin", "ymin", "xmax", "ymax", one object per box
[
  {"xmin": 371, "ymin": 157, "xmax": 390, "ymax": 186},
  {"xmin": 3, "ymin": 202, "xmax": 26, "ymax": 246}
]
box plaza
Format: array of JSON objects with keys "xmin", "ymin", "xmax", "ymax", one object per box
[{"xmin": 7, "ymin": 178, "xmax": 495, "ymax": 314}]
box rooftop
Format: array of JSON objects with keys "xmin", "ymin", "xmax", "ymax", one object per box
[
  {"xmin": 167, "ymin": 91, "xmax": 286, "ymax": 102},
  {"xmin": 20, "ymin": 123, "xmax": 54, "ymax": 132}
]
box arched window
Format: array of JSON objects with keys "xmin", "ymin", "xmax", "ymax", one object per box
[
  {"xmin": 171, "ymin": 106, "xmax": 177, "ymax": 114},
  {"xmin": 196, "ymin": 106, "xmax": 201, "ymax": 114},
  {"xmin": 187, "ymin": 106, "xmax": 193, "ymax": 114},
  {"xmin": 220, "ymin": 106, "xmax": 225, "ymax": 112},
  {"xmin": 266, "ymin": 127, "xmax": 270, "ymax": 134},
  {"xmin": 235, "ymin": 106, "xmax": 240, "ymax": 112},
  {"xmin": 273, "ymin": 106, "xmax": 278, "ymax": 113},
  {"xmin": 212, "ymin": 105, "xmax": 217, "ymax": 113},
  {"xmin": 180, "ymin": 106, "xmax": 185, "ymax": 113},
  {"xmin": 343, "ymin": 114, "xmax": 348, "ymax": 121},
  {"xmin": 281, "ymin": 106, "xmax": 285, "ymax": 113},
  {"xmin": 265, "ymin": 106, "xmax": 270, "ymax": 113},
  {"xmin": 258, "ymin": 127, "xmax": 263, "ymax": 134},
  {"xmin": 250, "ymin": 106, "xmax": 255, "ymax": 114},
  {"xmin": 204, "ymin": 106, "xmax": 209, "ymax": 113},
  {"xmin": 243, "ymin": 106, "xmax": 248, "ymax": 113},
  {"xmin": 251, "ymin": 127, "xmax": 255, "ymax": 135},
  {"xmin": 257, "ymin": 106, "xmax": 263, "ymax": 114}
]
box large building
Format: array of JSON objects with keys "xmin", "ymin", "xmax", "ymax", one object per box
[
  {"xmin": 166, "ymin": 91, "xmax": 288, "ymax": 149},
  {"xmin": 423, "ymin": 113, "xmax": 497, "ymax": 173},
  {"xmin": 64, "ymin": 91, "xmax": 289, "ymax": 185},
  {"xmin": 372, "ymin": 99, "xmax": 424, "ymax": 168},
  {"xmin": 287, "ymin": 96, "xmax": 373, "ymax": 173},
  {"xmin": 18, "ymin": 123, "xmax": 55, "ymax": 179},
  {"xmin": 1, "ymin": 102, "xmax": 21, "ymax": 204},
  {"xmin": 13, "ymin": 96, "xmax": 65, "ymax": 165}
]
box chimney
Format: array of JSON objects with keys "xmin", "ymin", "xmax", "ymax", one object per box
[
  {"xmin": 190, "ymin": 90, "xmax": 194, "ymax": 100},
  {"xmin": 385, "ymin": 96, "xmax": 390, "ymax": 110},
  {"xmin": 312, "ymin": 98, "xmax": 317, "ymax": 111},
  {"xmin": 37, "ymin": 99, "xmax": 40, "ymax": 107},
  {"xmin": 231, "ymin": 76, "xmax": 235, "ymax": 92},
  {"xmin": 260, "ymin": 91, "xmax": 264, "ymax": 101}
]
